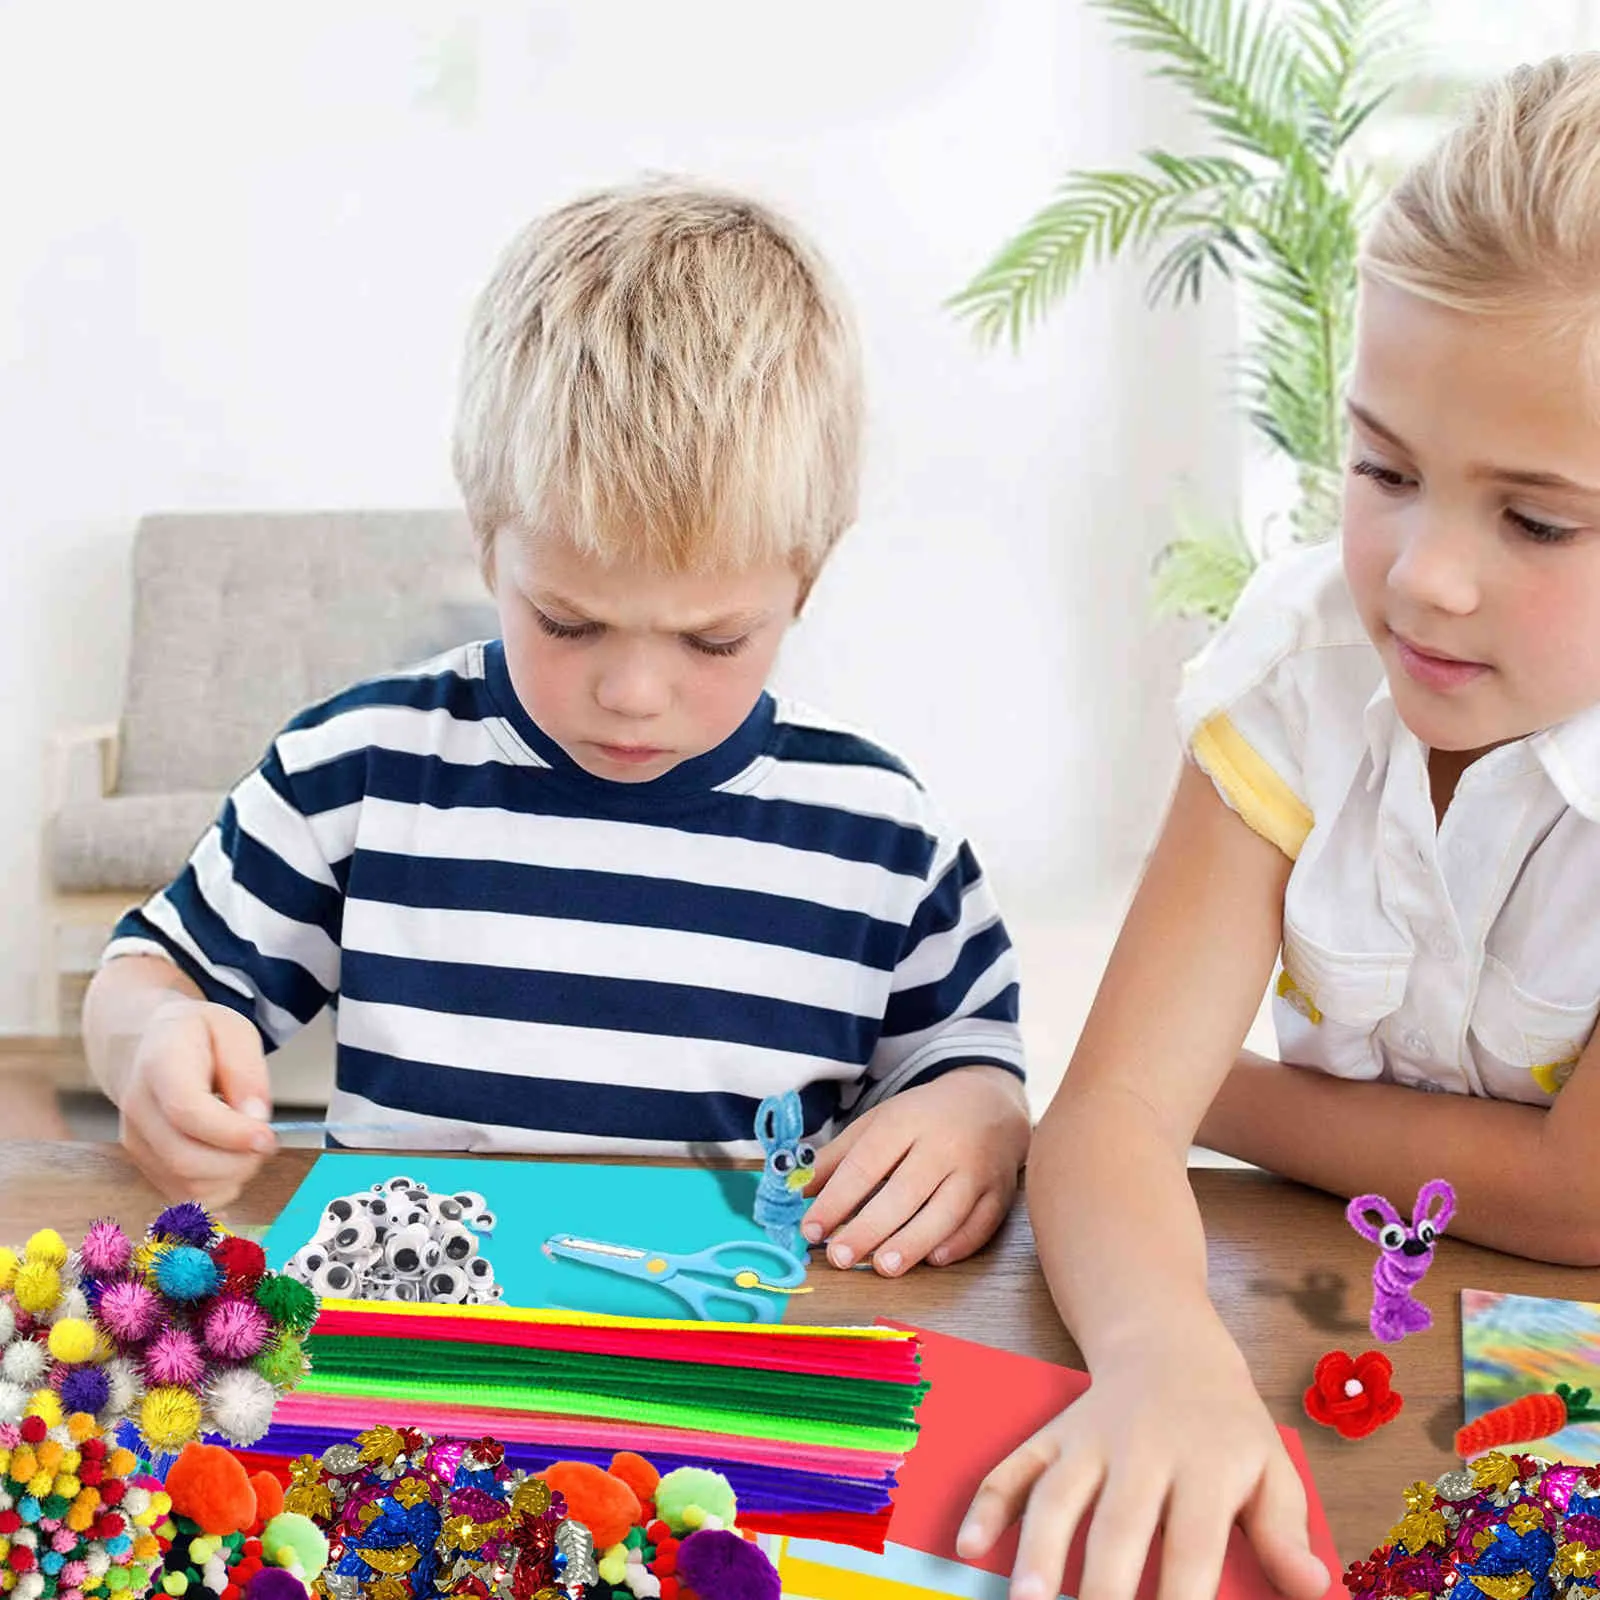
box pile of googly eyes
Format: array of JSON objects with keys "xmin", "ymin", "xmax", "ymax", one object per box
[{"xmin": 281, "ymin": 1175, "xmax": 503, "ymax": 1305}]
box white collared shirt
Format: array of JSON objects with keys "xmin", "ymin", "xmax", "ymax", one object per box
[{"xmin": 1176, "ymin": 541, "xmax": 1600, "ymax": 1106}]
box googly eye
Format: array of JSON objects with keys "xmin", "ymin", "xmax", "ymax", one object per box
[
  {"xmin": 466, "ymin": 1256, "xmax": 494, "ymax": 1282},
  {"xmin": 311, "ymin": 1260, "xmax": 357, "ymax": 1298},
  {"xmin": 795, "ymin": 1142, "xmax": 816, "ymax": 1168},
  {"xmin": 437, "ymin": 1224, "xmax": 479, "ymax": 1264},
  {"xmin": 384, "ymin": 1175, "xmax": 417, "ymax": 1194},
  {"xmin": 383, "ymin": 1231, "xmax": 429, "ymax": 1277},
  {"xmin": 325, "ymin": 1197, "xmax": 357, "ymax": 1224},
  {"xmin": 429, "ymin": 1196, "xmax": 465, "ymax": 1223},
  {"xmin": 1379, "ymin": 1224, "xmax": 1405, "ymax": 1251},
  {"xmin": 425, "ymin": 1264, "xmax": 469, "ymax": 1304},
  {"xmin": 331, "ymin": 1215, "xmax": 377, "ymax": 1257},
  {"xmin": 771, "ymin": 1150, "xmax": 795, "ymax": 1175},
  {"xmin": 367, "ymin": 1196, "xmax": 391, "ymax": 1223},
  {"xmin": 474, "ymin": 1209, "xmax": 497, "ymax": 1235},
  {"xmin": 1417, "ymin": 1222, "xmax": 1436, "ymax": 1245}
]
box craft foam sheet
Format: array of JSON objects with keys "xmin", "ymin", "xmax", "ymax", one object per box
[
  {"xmin": 263, "ymin": 1152, "xmax": 779, "ymax": 1319},
  {"xmin": 1461, "ymin": 1288, "xmax": 1600, "ymax": 1464}
]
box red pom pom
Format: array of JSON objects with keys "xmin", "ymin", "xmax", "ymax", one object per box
[
  {"xmin": 222, "ymin": 1587, "xmax": 242, "ymax": 1600},
  {"xmin": 81, "ymin": 1438, "xmax": 107, "ymax": 1461},
  {"xmin": 19, "ymin": 1417, "xmax": 46, "ymax": 1444},
  {"xmin": 9, "ymin": 1548, "xmax": 35, "ymax": 1573},
  {"xmin": 0, "ymin": 1512, "xmax": 19, "ymax": 1535},
  {"xmin": 94, "ymin": 1513, "xmax": 126, "ymax": 1541},
  {"xmin": 659, "ymin": 1580, "xmax": 679, "ymax": 1600},
  {"xmin": 79, "ymin": 1463, "xmax": 104, "ymax": 1486},
  {"xmin": 100, "ymin": 1480, "xmax": 125, "ymax": 1507},
  {"xmin": 243, "ymin": 1540, "xmax": 262, "ymax": 1561},
  {"xmin": 211, "ymin": 1236, "xmax": 267, "ymax": 1288},
  {"xmin": 646, "ymin": 1520, "xmax": 671, "ymax": 1545}
]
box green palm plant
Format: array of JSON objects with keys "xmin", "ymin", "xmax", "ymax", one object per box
[{"xmin": 950, "ymin": 0, "xmax": 1416, "ymax": 622}]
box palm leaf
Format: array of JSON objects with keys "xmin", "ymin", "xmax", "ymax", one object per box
[{"xmin": 1151, "ymin": 511, "xmax": 1259, "ymax": 622}]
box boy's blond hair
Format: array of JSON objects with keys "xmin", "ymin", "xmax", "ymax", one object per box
[
  {"xmin": 453, "ymin": 180, "xmax": 862, "ymax": 584},
  {"xmin": 1364, "ymin": 53, "xmax": 1600, "ymax": 336}
]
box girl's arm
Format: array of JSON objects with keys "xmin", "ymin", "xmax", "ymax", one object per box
[
  {"xmin": 1198, "ymin": 1045, "xmax": 1600, "ymax": 1264},
  {"xmin": 961, "ymin": 761, "xmax": 1329, "ymax": 1600}
]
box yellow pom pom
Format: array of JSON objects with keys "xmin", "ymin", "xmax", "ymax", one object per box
[
  {"xmin": 162, "ymin": 1574, "xmax": 188, "ymax": 1597},
  {"xmin": 61, "ymin": 1449, "xmax": 81, "ymax": 1474},
  {"xmin": 131, "ymin": 1239, "xmax": 172, "ymax": 1282},
  {"xmin": 0, "ymin": 1248, "xmax": 17, "ymax": 1290},
  {"xmin": 138, "ymin": 1386, "xmax": 202, "ymax": 1450},
  {"xmin": 24, "ymin": 1229, "xmax": 68, "ymax": 1268},
  {"xmin": 151, "ymin": 1490, "xmax": 172, "ymax": 1517},
  {"xmin": 55, "ymin": 1473, "xmax": 80, "ymax": 1499},
  {"xmin": 0, "ymin": 1449, "xmax": 10, "ymax": 1475},
  {"xmin": 27, "ymin": 1470, "xmax": 52, "ymax": 1498},
  {"xmin": 47, "ymin": 1318, "xmax": 98, "ymax": 1365},
  {"xmin": 67, "ymin": 1412, "xmax": 98, "ymax": 1444},
  {"xmin": 13, "ymin": 1260, "xmax": 61, "ymax": 1314},
  {"xmin": 133, "ymin": 1534, "xmax": 160, "ymax": 1563},
  {"xmin": 0, "ymin": 1538, "xmax": 8, "ymax": 1562},
  {"xmin": 109, "ymin": 1447, "xmax": 137, "ymax": 1477},
  {"xmin": 26, "ymin": 1389, "xmax": 63, "ymax": 1428},
  {"xmin": 189, "ymin": 1537, "xmax": 219, "ymax": 1565},
  {"xmin": 598, "ymin": 1547, "xmax": 629, "ymax": 1586}
]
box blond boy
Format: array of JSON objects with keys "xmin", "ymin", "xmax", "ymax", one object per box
[{"xmin": 84, "ymin": 181, "xmax": 1030, "ymax": 1274}]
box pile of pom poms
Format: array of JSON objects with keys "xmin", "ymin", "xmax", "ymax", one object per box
[
  {"xmin": 0, "ymin": 1412, "xmax": 171, "ymax": 1600},
  {"xmin": 1346, "ymin": 1450, "xmax": 1600, "ymax": 1599},
  {"xmin": 151, "ymin": 1442, "xmax": 324, "ymax": 1600},
  {"xmin": 0, "ymin": 1211, "xmax": 318, "ymax": 1452},
  {"xmin": 280, "ymin": 1425, "xmax": 780, "ymax": 1600}
]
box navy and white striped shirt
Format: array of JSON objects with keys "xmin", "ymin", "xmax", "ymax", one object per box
[{"xmin": 106, "ymin": 641, "xmax": 1024, "ymax": 1156}]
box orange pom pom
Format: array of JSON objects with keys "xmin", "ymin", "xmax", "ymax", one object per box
[
  {"xmin": 608, "ymin": 1451, "xmax": 660, "ymax": 1507},
  {"xmin": 163, "ymin": 1442, "xmax": 258, "ymax": 1535},
  {"xmin": 248, "ymin": 1470, "xmax": 284, "ymax": 1528},
  {"xmin": 539, "ymin": 1461, "xmax": 641, "ymax": 1550}
]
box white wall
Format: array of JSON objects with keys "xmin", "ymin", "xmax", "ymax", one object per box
[{"xmin": 0, "ymin": 0, "xmax": 1235, "ymax": 1035}]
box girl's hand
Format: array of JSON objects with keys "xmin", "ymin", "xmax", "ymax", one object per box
[{"xmin": 957, "ymin": 1323, "xmax": 1330, "ymax": 1600}]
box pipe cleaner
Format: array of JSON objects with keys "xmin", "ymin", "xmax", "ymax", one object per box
[
  {"xmin": 1455, "ymin": 1384, "xmax": 1600, "ymax": 1459},
  {"xmin": 1346, "ymin": 1177, "xmax": 1454, "ymax": 1344}
]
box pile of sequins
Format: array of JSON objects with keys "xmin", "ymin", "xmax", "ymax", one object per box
[
  {"xmin": 1346, "ymin": 1451, "xmax": 1600, "ymax": 1599},
  {"xmin": 283, "ymin": 1427, "xmax": 586, "ymax": 1600}
]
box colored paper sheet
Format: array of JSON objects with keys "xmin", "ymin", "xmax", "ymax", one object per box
[
  {"xmin": 881, "ymin": 1323, "xmax": 1345, "ymax": 1600},
  {"xmin": 775, "ymin": 1536, "xmax": 1016, "ymax": 1599},
  {"xmin": 1461, "ymin": 1287, "xmax": 1600, "ymax": 1464},
  {"xmin": 262, "ymin": 1152, "xmax": 790, "ymax": 1319}
]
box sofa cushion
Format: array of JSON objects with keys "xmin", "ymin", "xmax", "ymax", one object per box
[
  {"xmin": 49, "ymin": 791, "xmax": 225, "ymax": 894},
  {"xmin": 116, "ymin": 510, "xmax": 492, "ymax": 795}
]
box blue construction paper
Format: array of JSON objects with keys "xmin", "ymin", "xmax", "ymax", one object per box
[{"xmin": 262, "ymin": 1152, "xmax": 789, "ymax": 1320}]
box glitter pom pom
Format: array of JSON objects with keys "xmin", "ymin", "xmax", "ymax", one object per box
[
  {"xmin": 204, "ymin": 1368, "xmax": 277, "ymax": 1446},
  {"xmin": 202, "ymin": 1297, "xmax": 271, "ymax": 1361},
  {"xmin": 152, "ymin": 1246, "xmax": 219, "ymax": 1302},
  {"xmin": 13, "ymin": 1263, "xmax": 61, "ymax": 1316},
  {"xmin": 253, "ymin": 1276, "xmax": 318, "ymax": 1336},
  {"xmin": 251, "ymin": 1333, "xmax": 308, "ymax": 1390},
  {"xmin": 142, "ymin": 1327, "xmax": 206, "ymax": 1390},
  {"xmin": 150, "ymin": 1203, "xmax": 215, "ymax": 1249},
  {"xmin": 96, "ymin": 1282, "xmax": 161, "ymax": 1345},
  {"xmin": 1, "ymin": 1340, "xmax": 49, "ymax": 1388},
  {"xmin": 138, "ymin": 1385, "xmax": 202, "ymax": 1450},
  {"xmin": 210, "ymin": 1236, "xmax": 267, "ymax": 1292},
  {"xmin": 79, "ymin": 1221, "xmax": 132, "ymax": 1278},
  {"xmin": 58, "ymin": 1367, "xmax": 109, "ymax": 1417}
]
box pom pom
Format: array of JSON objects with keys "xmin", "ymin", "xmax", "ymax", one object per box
[
  {"xmin": 138, "ymin": 1387, "xmax": 202, "ymax": 1450},
  {"xmin": 164, "ymin": 1444, "xmax": 256, "ymax": 1536},
  {"xmin": 539, "ymin": 1462, "xmax": 640, "ymax": 1550},
  {"xmin": 22, "ymin": 1234, "xmax": 67, "ymax": 1271},
  {"xmin": 609, "ymin": 1450, "xmax": 661, "ymax": 1507},
  {"xmin": 676, "ymin": 1529, "xmax": 780, "ymax": 1600},
  {"xmin": 143, "ymin": 1329, "xmax": 206, "ymax": 1391},
  {"xmin": 203, "ymin": 1371, "xmax": 276, "ymax": 1448},
  {"xmin": 654, "ymin": 1467, "xmax": 737, "ymax": 1536},
  {"xmin": 0, "ymin": 1250, "xmax": 17, "ymax": 1291},
  {"xmin": 248, "ymin": 1337, "xmax": 305, "ymax": 1391},
  {"xmin": 102, "ymin": 1359, "xmax": 142, "ymax": 1416},
  {"xmin": 0, "ymin": 1306, "xmax": 14, "ymax": 1346},
  {"xmin": 12, "ymin": 1266, "xmax": 60, "ymax": 1318},
  {"xmin": 45, "ymin": 1322, "xmax": 97, "ymax": 1367},
  {"xmin": 150, "ymin": 1206, "xmax": 214, "ymax": 1250},
  {"xmin": 0, "ymin": 1381, "xmax": 23, "ymax": 1425},
  {"xmin": 56, "ymin": 1370, "xmax": 108, "ymax": 1418},
  {"xmin": 259, "ymin": 1514, "xmax": 326, "ymax": 1580},
  {"xmin": 25, "ymin": 1390, "xmax": 62, "ymax": 1428},
  {"xmin": 97, "ymin": 1283, "xmax": 162, "ymax": 1346},
  {"xmin": 153, "ymin": 1249, "xmax": 219, "ymax": 1303},
  {"xmin": 78, "ymin": 1223, "xmax": 132, "ymax": 1280},
  {"xmin": 249, "ymin": 1280, "xmax": 316, "ymax": 1339},
  {"xmin": 243, "ymin": 1572, "xmax": 305, "ymax": 1600},
  {"xmin": 209, "ymin": 1241, "xmax": 266, "ymax": 1294},
  {"xmin": 201, "ymin": 1302, "xmax": 270, "ymax": 1363},
  {"xmin": 0, "ymin": 1344, "xmax": 47, "ymax": 1389},
  {"xmin": 248, "ymin": 1473, "xmax": 283, "ymax": 1528}
]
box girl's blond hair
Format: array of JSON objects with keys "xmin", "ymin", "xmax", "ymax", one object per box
[
  {"xmin": 452, "ymin": 179, "xmax": 862, "ymax": 583},
  {"xmin": 1364, "ymin": 53, "xmax": 1600, "ymax": 332}
]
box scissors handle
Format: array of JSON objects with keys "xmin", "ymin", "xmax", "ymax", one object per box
[{"xmin": 692, "ymin": 1238, "xmax": 809, "ymax": 1289}]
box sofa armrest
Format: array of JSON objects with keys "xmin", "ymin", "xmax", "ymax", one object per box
[{"xmin": 45, "ymin": 724, "xmax": 120, "ymax": 813}]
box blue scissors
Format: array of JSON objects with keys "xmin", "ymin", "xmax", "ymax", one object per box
[{"xmin": 541, "ymin": 1233, "xmax": 811, "ymax": 1323}]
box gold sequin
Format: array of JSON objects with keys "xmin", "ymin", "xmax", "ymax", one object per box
[
  {"xmin": 443, "ymin": 1517, "xmax": 488, "ymax": 1552},
  {"xmin": 1472, "ymin": 1455, "xmax": 1519, "ymax": 1496},
  {"xmin": 364, "ymin": 1575, "xmax": 411, "ymax": 1600},
  {"xmin": 1468, "ymin": 1575, "xmax": 1534, "ymax": 1600},
  {"xmin": 1403, "ymin": 1482, "xmax": 1436, "ymax": 1514},
  {"xmin": 357, "ymin": 1426, "xmax": 405, "ymax": 1469},
  {"xmin": 356, "ymin": 1545, "xmax": 419, "ymax": 1576},
  {"xmin": 389, "ymin": 1478, "xmax": 430, "ymax": 1510},
  {"xmin": 510, "ymin": 1478, "xmax": 552, "ymax": 1519},
  {"xmin": 1556, "ymin": 1542, "xmax": 1600, "ymax": 1579},
  {"xmin": 1388, "ymin": 1509, "xmax": 1449, "ymax": 1553},
  {"xmin": 1506, "ymin": 1503, "xmax": 1544, "ymax": 1534}
]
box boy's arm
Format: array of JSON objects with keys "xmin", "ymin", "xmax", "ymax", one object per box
[
  {"xmin": 1198, "ymin": 1044, "xmax": 1600, "ymax": 1264},
  {"xmin": 83, "ymin": 953, "xmax": 208, "ymax": 1107}
]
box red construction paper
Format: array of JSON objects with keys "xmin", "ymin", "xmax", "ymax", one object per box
[{"xmin": 882, "ymin": 1323, "xmax": 1345, "ymax": 1600}]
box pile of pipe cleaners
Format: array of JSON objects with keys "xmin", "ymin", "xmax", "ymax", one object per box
[
  {"xmin": 0, "ymin": 1209, "xmax": 317, "ymax": 1452},
  {"xmin": 1347, "ymin": 1451, "xmax": 1600, "ymax": 1599},
  {"xmin": 276, "ymin": 1425, "xmax": 779, "ymax": 1600}
]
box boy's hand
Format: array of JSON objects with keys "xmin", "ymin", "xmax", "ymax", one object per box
[
  {"xmin": 957, "ymin": 1322, "xmax": 1329, "ymax": 1600},
  {"xmin": 120, "ymin": 997, "xmax": 277, "ymax": 1207},
  {"xmin": 800, "ymin": 1065, "xmax": 1029, "ymax": 1275}
]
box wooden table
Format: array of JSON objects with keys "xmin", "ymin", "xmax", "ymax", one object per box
[{"xmin": 5, "ymin": 1142, "xmax": 1599, "ymax": 1567}]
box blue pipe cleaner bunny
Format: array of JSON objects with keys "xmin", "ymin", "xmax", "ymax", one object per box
[{"xmin": 752, "ymin": 1091, "xmax": 816, "ymax": 1258}]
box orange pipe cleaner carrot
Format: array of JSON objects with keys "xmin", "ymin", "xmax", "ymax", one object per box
[{"xmin": 1455, "ymin": 1383, "xmax": 1600, "ymax": 1457}]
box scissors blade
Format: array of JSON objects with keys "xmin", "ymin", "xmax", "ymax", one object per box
[{"xmin": 543, "ymin": 1234, "xmax": 649, "ymax": 1262}]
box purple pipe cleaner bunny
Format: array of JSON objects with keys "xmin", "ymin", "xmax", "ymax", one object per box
[{"xmin": 1346, "ymin": 1177, "xmax": 1454, "ymax": 1344}]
